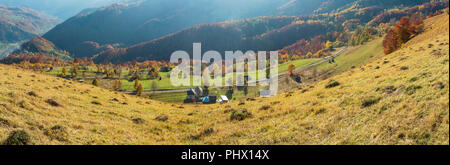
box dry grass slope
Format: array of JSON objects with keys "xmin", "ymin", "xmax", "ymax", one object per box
[{"xmin": 0, "ymin": 14, "xmax": 448, "ymax": 145}]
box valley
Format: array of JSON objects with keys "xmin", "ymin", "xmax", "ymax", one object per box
[{"xmin": 0, "ymin": 13, "xmax": 448, "ymax": 145}]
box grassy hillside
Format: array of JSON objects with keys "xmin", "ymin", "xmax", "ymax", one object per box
[
  {"xmin": 313, "ymin": 37, "xmax": 384, "ymax": 72},
  {"xmin": 0, "ymin": 14, "xmax": 448, "ymax": 145},
  {"xmin": 299, "ymin": 36, "xmax": 384, "ymax": 83}
]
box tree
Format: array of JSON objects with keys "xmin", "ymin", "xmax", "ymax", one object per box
[
  {"xmin": 134, "ymin": 79, "xmax": 140, "ymax": 90},
  {"xmin": 287, "ymin": 64, "xmax": 296, "ymax": 76},
  {"xmin": 151, "ymin": 81, "xmax": 158, "ymax": 92},
  {"xmin": 226, "ymin": 88, "xmax": 234, "ymax": 100},
  {"xmin": 112, "ymin": 80, "xmax": 122, "ymax": 91},
  {"xmin": 82, "ymin": 70, "xmax": 86, "ymax": 80},
  {"xmin": 383, "ymin": 29, "xmax": 400, "ymax": 54},
  {"xmin": 114, "ymin": 66, "xmax": 121, "ymax": 77},
  {"xmin": 132, "ymin": 72, "xmax": 140, "ymax": 81},
  {"xmin": 61, "ymin": 67, "xmax": 67, "ymax": 77},
  {"xmin": 383, "ymin": 16, "xmax": 424, "ymax": 55},
  {"xmin": 70, "ymin": 66, "xmax": 78, "ymax": 77},
  {"xmin": 393, "ymin": 17, "xmax": 413, "ymax": 44},
  {"xmin": 92, "ymin": 78, "xmax": 99, "ymax": 86},
  {"xmin": 136, "ymin": 83, "xmax": 144, "ymax": 96},
  {"xmin": 325, "ymin": 40, "xmax": 333, "ymax": 50}
]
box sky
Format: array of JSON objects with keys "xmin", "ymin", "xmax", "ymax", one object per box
[{"xmin": 0, "ymin": 0, "xmax": 125, "ymax": 19}]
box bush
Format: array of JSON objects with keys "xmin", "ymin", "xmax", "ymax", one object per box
[
  {"xmin": 0, "ymin": 118, "xmax": 11, "ymax": 126},
  {"xmin": 44, "ymin": 125, "xmax": 68, "ymax": 142},
  {"xmin": 189, "ymin": 128, "xmax": 214, "ymax": 140},
  {"xmin": 155, "ymin": 115, "xmax": 168, "ymax": 122},
  {"xmin": 92, "ymin": 78, "xmax": 99, "ymax": 86},
  {"xmin": 409, "ymin": 77, "xmax": 419, "ymax": 82},
  {"xmin": 383, "ymin": 86, "xmax": 397, "ymax": 94},
  {"xmin": 405, "ymin": 85, "xmax": 422, "ymax": 95},
  {"xmin": 3, "ymin": 130, "xmax": 30, "ymax": 145},
  {"xmin": 325, "ymin": 80, "xmax": 340, "ymax": 88},
  {"xmin": 362, "ymin": 96, "xmax": 381, "ymax": 107},
  {"xmin": 259, "ymin": 105, "xmax": 271, "ymax": 110},
  {"xmin": 230, "ymin": 109, "xmax": 252, "ymax": 121},
  {"xmin": 91, "ymin": 101, "xmax": 102, "ymax": 105},
  {"xmin": 27, "ymin": 91, "xmax": 38, "ymax": 97},
  {"xmin": 132, "ymin": 118, "xmax": 146, "ymax": 124},
  {"xmin": 46, "ymin": 99, "xmax": 61, "ymax": 107},
  {"xmin": 314, "ymin": 108, "xmax": 327, "ymax": 115}
]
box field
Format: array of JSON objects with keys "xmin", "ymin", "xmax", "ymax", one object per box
[
  {"xmin": 299, "ymin": 37, "xmax": 384, "ymax": 83},
  {"xmin": 278, "ymin": 58, "xmax": 321, "ymax": 73},
  {"xmin": 0, "ymin": 14, "xmax": 448, "ymax": 145},
  {"xmin": 313, "ymin": 38, "xmax": 384, "ymax": 72},
  {"xmin": 44, "ymin": 58, "xmax": 321, "ymax": 92}
]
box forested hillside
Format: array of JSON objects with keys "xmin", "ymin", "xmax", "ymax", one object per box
[
  {"xmin": 0, "ymin": 5, "xmax": 60, "ymax": 42},
  {"xmin": 92, "ymin": 1, "xmax": 448, "ymax": 63},
  {"xmin": 43, "ymin": 0, "xmax": 434, "ymax": 59},
  {"xmin": 1, "ymin": 37, "xmax": 71, "ymax": 64}
]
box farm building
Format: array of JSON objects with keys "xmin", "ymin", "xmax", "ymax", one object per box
[
  {"xmin": 218, "ymin": 95, "xmax": 229, "ymax": 103},
  {"xmin": 202, "ymin": 95, "xmax": 217, "ymax": 104},
  {"xmin": 186, "ymin": 89, "xmax": 197, "ymax": 102}
]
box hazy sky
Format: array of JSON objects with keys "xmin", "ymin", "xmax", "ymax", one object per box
[{"xmin": 0, "ymin": 0, "xmax": 125, "ymax": 19}]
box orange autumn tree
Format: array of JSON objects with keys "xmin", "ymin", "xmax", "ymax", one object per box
[
  {"xmin": 383, "ymin": 15, "xmax": 424, "ymax": 55},
  {"xmin": 287, "ymin": 64, "xmax": 296, "ymax": 76}
]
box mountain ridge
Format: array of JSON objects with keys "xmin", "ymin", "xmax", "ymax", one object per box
[
  {"xmin": 92, "ymin": 1, "xmax": 448, "ymax": 63},
  {"xmin": 0, "ymin": 5, "xmax": 60, "ymax": 42},
  {"xmin": 0, "ymin": 5, "xmax": 61, "ymax": 58},
  {"xmin": 42, "ymin": 0, "xmax": 437, "ymax": 61}
]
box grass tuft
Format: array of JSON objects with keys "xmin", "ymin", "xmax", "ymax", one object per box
[
  {"xmin": 230, "ymin": 109, "xmax": 252, "ymax": 121},
  {"xmin": 3, "ymin": 130, "xmax": 30, "ymax": 145},
  {"xmin": 361, "ymin": 96, "xmax": 381, "ymax": 107},
  {"xmin": 325, "ymin": 80, "xmax": 340, "ymax": 88},
  {"xmin": 44, "ymin": 125, "xmax": 68, "ymax": 142},
  {"xmin": 45, "ymin": 99, "xmax": 61, "ymax": 107},
  {"xmin": 154, "ymin": 115, "xmax": 168, "ymax": 122}
]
